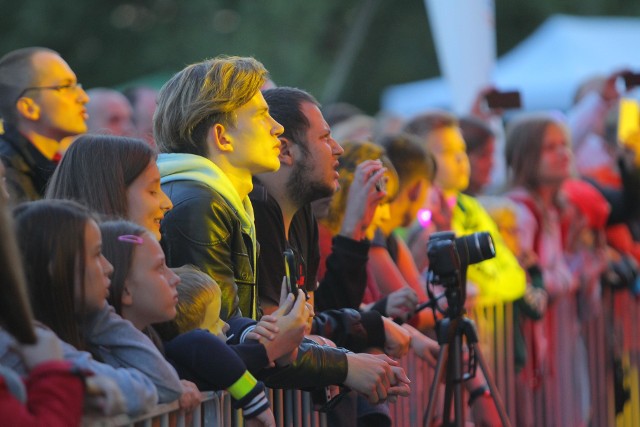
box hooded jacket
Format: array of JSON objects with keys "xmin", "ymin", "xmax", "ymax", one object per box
[
  {"xmin": 158, "ymin": 153, "xmax": 258, "ymax": 320},
  {"xmin": 157, "ymin": 153, "xmax": 350, "ymax": 389}
]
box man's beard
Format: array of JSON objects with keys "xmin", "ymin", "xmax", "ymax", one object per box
[{"xmin": 287, "ymin": 157, "xmax": 335, "ymax": 207}]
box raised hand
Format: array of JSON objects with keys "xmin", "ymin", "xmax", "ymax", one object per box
[
  {"xmin": 385, "ymin": 287, "xmax": 419, "ymax": 322},
  {"xmin": 340, "ymin": 159, "xmax": 388, "ymax": 241}
]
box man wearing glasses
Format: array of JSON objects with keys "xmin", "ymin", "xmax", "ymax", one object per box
[{"xmin": 0, "ymin": 47, "xmax": 89, "ymax": 202}]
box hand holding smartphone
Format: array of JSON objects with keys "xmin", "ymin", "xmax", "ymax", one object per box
[{"xmin": 283, "ymin": 249, "xmax": 299, "ymax": 297}]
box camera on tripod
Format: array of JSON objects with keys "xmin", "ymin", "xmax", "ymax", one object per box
[
  {"xmin": 427, "ymin": 231, "xmax": 496, "ymax": 284},
  {"xmin": 423, "ymin": 231, "xmax": 512, "ymax": 427}
]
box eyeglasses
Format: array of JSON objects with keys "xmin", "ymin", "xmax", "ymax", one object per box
[{"xmin": 15, "ymin": 82, "xmax": 83, "ymax": 102}]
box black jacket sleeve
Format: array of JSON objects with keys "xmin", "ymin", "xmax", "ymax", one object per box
[
  {"xmin": 311, "ymin": 309, "xmax": 385, "ymax": 353},
  {"xmin": 257, "ymin": 338, "xmax": 349, "ymax": 390},
  {"xmin": 314, "ymin": 235, "xmax": 370, "ymax": 311}
]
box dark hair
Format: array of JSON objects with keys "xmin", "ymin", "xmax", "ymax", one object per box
[
  {"xmin": 13, "ymin": 199, "xmax": 95, "ymax": 349},
  {"xmin": 0, "ymin": 195, "xmax": 36, "ymax": 344},
  {"xmin": 99, "ymin": 220, "xmax": 148, "ymax": 316},
  {"xmin": 0, "ymin": 47, "xmax": 58, "ymax": 125},
  {"xmin": 377, "ymin": 133, "xmax": 436, "ymax": 189},
  {"xmin": 402, "ymin": 110, "xmax": 458, "ymax": 140},
  {"xmin": 459, "ymin": 116, "xmax": 495, "ymax": 154},
  {"xmin": 154, "ymin": 56, "xmax": 268, "ymax": 157},
  {"xmin": 262, "ymin": 87, "xmax": 320, "ymax": 152},
  {"xmin": 46, "ymin": 134, "xmax": 155, "ymax": 218}
]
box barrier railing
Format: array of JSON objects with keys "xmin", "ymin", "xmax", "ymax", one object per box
[
  {"xmin": 83, "ymin": 290, "xmax": 640, "ymax": 427},
  {"xmin": 83, "ymin": 389, "xmax": 327, "ymax": 427}
]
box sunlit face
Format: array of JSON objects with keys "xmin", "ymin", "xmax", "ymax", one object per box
[
  {"xmin": 23, "ymin": 52, "xmax": 90, "ymax": 141},
  {"xmin": 538, "ymin": 123, "xmax": 572, "ymax": 185},
  {"xmin": 224, "ymin": 91, "xmax": 284, "ymax": 174},
  {"xmin": 468, "ymin": 137, "xmax": 495, "ymax": 191},
  {"xmin": 384, "ymin": 178, "xmax": 430, "ymax": 235},
  {"xmin": 200, "ymin": 284, "xmax": 230, "ymax": 340},
  {"xmin": 122, "ymin": 233, "xmax": 179, "ymax": 329},
  {"xmin": 365, "ymin": 202, "xmax": 391, "ymax": 240},
  {"xmin": 288, "ymin": 102, "xmax": 344, "ymax": 204},
  {"xmin": 77, "ymin": 220, "xmax": 113, "ymax": 313},
  {"xmin": 126, "ymin": 160, "xmax": 172, "ymax": 240},
  {"xmin": 427, "ymin": 126, "xmax": 470, "ymax": 194}
]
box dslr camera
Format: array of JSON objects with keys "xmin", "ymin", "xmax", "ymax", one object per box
[{"xmin": 427, "ymin": 231, "xmax": 496, "ymax": 285}]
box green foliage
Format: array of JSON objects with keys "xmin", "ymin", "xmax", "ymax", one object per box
[{"xmin": 1, "ymin": 0, "xmax": 639, "ymax": 113}]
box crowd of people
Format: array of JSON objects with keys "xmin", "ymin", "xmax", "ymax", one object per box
[{"xmin": 0, "ymin": 46, "xmax": 639, "ymax": 427}]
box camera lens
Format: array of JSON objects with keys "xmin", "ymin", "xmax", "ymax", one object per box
[{"xmin": 455, "ymin": 232, "xmax": 496, "ymax": 266}]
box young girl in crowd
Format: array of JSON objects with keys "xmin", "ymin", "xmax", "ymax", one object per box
[
  {"xmin": 46, "ymin": 134, "xmax": 306, "ymax": 366},
  {"xmin": 99, "ymin": 220, "xmax": 278, "ymax": 426},
  {"xmin": 0, "ymin": 194, "xmax": 87, "ymax": 425},
  {"xmin": 46, "ymin": 134, "xmax": 171, "ymax": 242},
  {"xmin": 11, "ymin": 199, "xmax": 183, "ymax": 415},
  {"xmin": 505, "ymin": 113, "xmax": 593, "ymax": 427}
]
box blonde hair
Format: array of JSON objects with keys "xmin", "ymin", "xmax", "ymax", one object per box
[
  {"xmin": 154, "ymin": 55, "xmax": 268, "ymax": 157},
  {"xmin": 172, "ymin": 265, "xmax": 220, "ymax": 334},
  {"xmin": 322, "ymin": 140, "xmax": 398, "ymax": 235}
]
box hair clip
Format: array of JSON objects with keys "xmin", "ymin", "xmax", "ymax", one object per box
[{"xmin": 118, "ymin": 235, "xmax": 144, "ymax": 245}]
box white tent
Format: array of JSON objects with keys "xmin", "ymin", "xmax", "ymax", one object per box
[{"xmin": 381, "ymin": 14, "xmax": 640, "ymax": 118}]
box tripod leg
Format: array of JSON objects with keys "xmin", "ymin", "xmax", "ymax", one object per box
[
  {"xmin": 441, "ymin": 333, "xmax": 465, "ymax": 427},
  {"xmin": 423, "ymin": 343, "xmax": 450, "ymax": 427},
  {"xmin": 473, "ymin": 343, "xmax": 513, "ymax": 427}
]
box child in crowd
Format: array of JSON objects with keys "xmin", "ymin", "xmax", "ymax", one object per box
[
  {"xmin": 11, "ymin": 199, "xmax": 183, "ymax": 415},
  {"xmin": 99, "ymin": 220, "xmax": 280, "ymax": 426},
  {"xmin": 46, "ymin": 134, "xmax": 171, "ymax": 242},
  {"xmin": 0, "ymin": 194, "xmax": 87, "ymax": 425},
  {"xmin": 46, "ymin": 134, "xmax": 306, "ymax": 371}
]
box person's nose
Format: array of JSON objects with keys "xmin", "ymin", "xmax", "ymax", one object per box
[
  {"xmin": 331, "ymin": 136, "xmax": 344, "ymax": 157},
  {"xmin": 270, "ymin": 115, "xmax": 284, "ymax": 138},
  {"xmin": 77, "ymin": 85, "xmax": 90, "ymax": 104},
  {"xmin": 160, "ymin": 188, "xmax": 173, "ymax": 213},
  {"xmin": 102, "ymin": 255, "xmax": 114, "ymax": 277}
]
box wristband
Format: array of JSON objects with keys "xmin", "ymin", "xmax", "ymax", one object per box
[{"xmin": 467, "ymin": 384, "xmax": 490, "ymax": 406}]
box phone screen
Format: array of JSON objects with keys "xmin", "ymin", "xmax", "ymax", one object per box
[
  {"xmin": 283, "ymin": 249, "xmax": 298, "ymax": 295},
  {"xmin": 617, "ymin": 98, "xmax": 640, "ymax": 167},
  {"xmin": 484, "ymin": 90, "xmax": 522, "ymax": 110}
]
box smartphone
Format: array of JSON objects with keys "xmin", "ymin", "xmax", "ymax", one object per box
[
  {"xmin": 623, "ymin": 72, "xmax": 640, "ymax": 90},
  {"xmin": 484, "ymin": 90, "xmax": 522, "ymax": 110},
  {"xmin": 617, "ymin": 98, "xmax": 640, "ymax": 148},
  {"xmin": 375, "ymin": 176, "xmax": 387, "ymax": 193},
  {"xmin": 283, "ymin": 249, "xmax": 298, "ymax": 296}
]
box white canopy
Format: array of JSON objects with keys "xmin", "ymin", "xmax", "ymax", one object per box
[{"xmin": 381, "ymin": 14, "xmax": 640, "ymax": 118}]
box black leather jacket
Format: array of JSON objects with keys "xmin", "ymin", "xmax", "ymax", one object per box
[
  {"xmin": 160, "ymin": 179, "xmax": 257, "ymax": 320},
  {"xmin": 160, "ymin": 178, "xmax": 350, "ymax": 387},
  {"xmin": 0, "ymin": 127, "xmax": 56, "ymax": 203}
]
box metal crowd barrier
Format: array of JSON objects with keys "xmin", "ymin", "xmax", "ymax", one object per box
[
  {"xmin": 83, "ymin": 389, "xmax": 327, "ymax": 427},
  {"xmin": 83, "ymin": 292, "xmax": 640, "ymax": 427}
]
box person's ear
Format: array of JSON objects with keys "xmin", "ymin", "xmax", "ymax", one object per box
[
  {"xmin": 407, "ymin": 179, "xmax": 425, "ymax": 202},
  {"xmin": 15, "ymin": 97, "xmax": 41, "ymax": 121},
  {"xmin": 121, "ymin": 285, "xmax": 133, "ymax": 307},
  {"xmin": 208, "ymin": 123, "xmax": 234, "ymax": 153},
  {"xmin": 278, "ymin": 137, "xmax": 296, "ymax": 166}
]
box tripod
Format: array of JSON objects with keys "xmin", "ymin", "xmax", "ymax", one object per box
[{"xmin": 422, "ymin": 284, "xmax": 512, "ymax": 427}]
